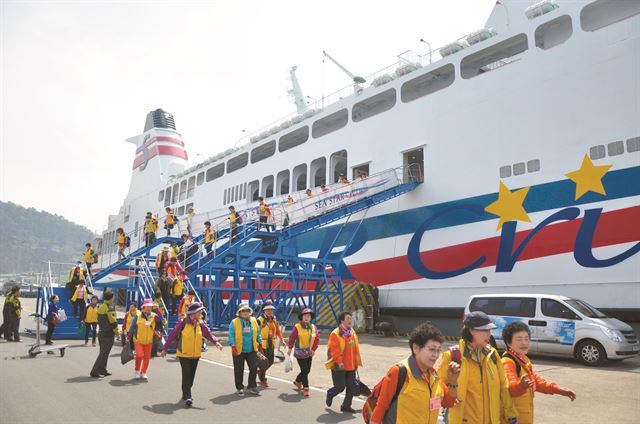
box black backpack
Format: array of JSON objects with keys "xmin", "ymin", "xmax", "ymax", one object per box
[{"xmin": 125, "ymin": 235, "xmax": 131, "ymax": 247}]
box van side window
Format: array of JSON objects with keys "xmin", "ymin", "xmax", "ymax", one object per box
[
  {"xmin": 541, "ymin": 299, "xmax": 579, "ymax": 320},
  {"xmin": 470, "ymin": 297, "xmax": 536, "ymax": 317}
]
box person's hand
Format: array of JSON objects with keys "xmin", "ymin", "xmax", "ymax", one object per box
[
  {"xmin": 311, "ymin": 350, "xmax": 315, "ymax": 356},
  {"xmin": 519, "ymin": 375, "xmax": 534, "ymax": 390},
  {"xmin": 216, "ymin": 342, "xmax": 223, "ymax": 351},
  {"xmin": 448, "ymin": 361, "xmax": 461, "ymax": 383},
  {"xmin": 336, "ymin": 363, "xmax": 345, "ymax": 371},
  {"xmin": 161, "ymin": 350, "xmax": 167, "ymax": 358},
  {"xmin": 232, "ymin": 346, "xmax": 238, "ymax": 356},
  {"xmin": 559, "ymin": 388, "xmax": 576, "ymax": 401},
  {"xmin": 286, "ymin": 348, "xmax": 291, "ymax": 356}
]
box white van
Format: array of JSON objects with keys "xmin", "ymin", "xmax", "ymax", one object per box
[{"xmin": 464, "ymin": 294, "xmax": 639, "ymax": 366}]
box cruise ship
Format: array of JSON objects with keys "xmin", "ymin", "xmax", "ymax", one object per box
[{"xmin": 95, "ymin": 0, "xmax": 640, "ymax": 320}]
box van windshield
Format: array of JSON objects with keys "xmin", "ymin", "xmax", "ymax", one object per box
[{"xmin": 566, "ymin": 299, "xmax": 607, "ymax": 318}]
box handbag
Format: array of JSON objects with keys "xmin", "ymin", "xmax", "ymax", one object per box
[
  {"xmin": 121, "ymin": 341, "xmax": 135, "ymax": 365},
  {"xmin": 57, "ymin": 309, "xmax": 67, "ymax": 323},
  {"xmin": 256, "ymin": 350, "xmax": 269, "ymax": 371},
  {"xmin": 356, "ymin": 371, "xmax": 371, "ymax": 396},
  {"xmin": 284, "ymin": 351, "xmax": 294, "ymax": 373},
  {"xmin": 77, "ymin": 321, "xmax": 86, "ymax": 336}
]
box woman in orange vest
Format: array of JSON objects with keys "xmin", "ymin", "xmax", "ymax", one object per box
[
  {"xmin": 203, "ymin": 221, "xmax": 216, "ymax": 258},
  {"xmin": 325, "ymin": 311, "xmax": 362, "ymax": 413},
  {"xmin": 156, "ymin": 246, "xmax": 170, "ymax": 272},
  {"xmin": 257, "ymin": 197, "xmax": 272, "ymax": 232},
  {"xmin": 502, "ymin": 321, "xmax": 576, "ymax": 424},
  {"xmin": 370, "ymin": 323, "xmax": 460, "ymax": 424},
  {"xmin": 126, "ymin": 299, "xmax": 164, "ymax": 380},
  {"xmin": 162, "ymin": 302, "xmax": 223, "ymax": 407},
  {"xmin": 256, "ymin": 301, "xmax": 285, "ymax": 388},
  {"xmin": 286, "ymin": 308, "xmax": 320, "ymax": 397}
]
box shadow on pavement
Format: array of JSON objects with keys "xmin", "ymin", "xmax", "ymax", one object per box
[
  {"xmin": 277, "ymin": 392, "xmax": 304, "ymax": 403},
  {"xmin": 109, "ymin": 379, "xmax": 143, "ymax": 387},
  {"xmin": 65, "ymin": 375, "xmax": 100, "ymax": 383},
  {"xmin": 210, "ymin": 392, "xmax": 247, "ymax": 405},
  {"xmin": 142, "ymin": 402, "xmax": 204, "ymax": 414},
  {"xmin": 315, "ymin": 408, "xmax": 359, "ymax": 423}
]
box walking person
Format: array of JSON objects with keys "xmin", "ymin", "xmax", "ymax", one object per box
[
  {"xmin": 164, "ymin": 207, "xmax": 177, "ymax": 236},
  {"xmin": 325, "ymin": 311, "xmax": 362, "ymax": 413},
  {"xmin": 156, "ymin": 246, "xmax": 170, "ymax": 272},
  {"xmin": 228, "ymin": 206, "xmax": 242, "ymax": 240},
  {"xmin": 229, "ymin": 303, "xmax": 262, "ymax": 396},
  {"xmin": 501, "ymin": 321, "xmax": 576, "ymax": 424},
  {"xmin": 178, "ymin": 290, "xmax": 197, "ymax": 319},
  {"xmin": 162, "ymin": 302, "xmax": 223, "ymax": 407},
  {"xmin": 256, "ymin": 301, "xmax": 285, "ymax": 388},
  {"xmin": 203, "ymin": 221, "xmax": 216, "ymax": 259},
  {"xmin": 90, "ymin": 291, "xmax": 119, "ymax": 378},
  {"xmin": 67, "ymin": 262, "xmax": 86, "ymax": 297},
  {"xmin": 186, "ymin": 207, "xmax": 195, "ymax": 237},
  {"xmin": 169, "ymin": 270, "xmax": 186, "ymax": 316},
  {"xmin": 286, "ymin": 308, "xmax": 319, "ymax": 397},
  {"xmin": 155, "ymin": 269, "xmax": 172, "ymax": 311},
  {"xmin": 143, "ymin": 212, "xmax": 158, "ymax": 247},
  {"xmin": 257, "ymin": 197, "xmax": 272, "ymax": 232},
  {"xmin": 84, "ymin": 295, "xmax": 99, "ymax": 346},
  {"xmin": 437, "ymin": 311, "xmax": 518, "ymax": 424},
  {"xmin": 370, "ymin": 323, "xmax": 460, "ymax": 424},
  {"xmin": 71, "ymin": 280, "xmax": 90, "ymax": 318},
  {"xmin": 121, "ymin": 302, "xmax": 138, "ymax": 352},
  {"xmin": 127, "ymin": 299, "xmax": 164, "ymax": 380},
  {"xmin": 45, "ymin": 295, "xmax": 60, "ymax": 345},
  {"xmin": 116, "ymin": 227, "xmax": 127, "ymax": 260},
  {"xmin": 83, "ymin": 243, "xmax": 97, "ymax": 278}
]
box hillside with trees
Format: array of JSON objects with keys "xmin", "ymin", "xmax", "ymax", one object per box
[{"xmin": 0, "ymin": 201, "xmax": 96, "ymax": 274}]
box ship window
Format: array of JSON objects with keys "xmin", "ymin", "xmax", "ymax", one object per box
[
  {"xmin": 196, "ymin": 172, "xmax": 205, "ymax": 186},
  {"xmin": 527, "ymin": 159, "xmax": 540, "ymax": 173},
  {"xmin": 589, "ymin": 145, "xmax": 606, "ymax": 160},
  {"xmin": 158, "ymin": 190, "xmax": 164, "ymax": 202},
  {"xmin": 607, "ymin": 140, "xmax": 624, "ymax": 156},
  {"xmin": 535, "ymin": 15, "xmax": 573, "ymax": 50},
  {"xmin": 248, "ymin": 180, "xmax": 259, "ymax": 201},
  {"xmin": 627, "ymin": 137, "xmax": 640, "ymax": 152},
  {"xmin": 310, "ymin": 157, "xmax": 326, "ymax": 187},
  {"xmin": 279, "ymin": 126, "xmax": 309, "ymax": 152},
  {"xmin": 499, "ymin": 166, "xmax": 512, "ymax": 178},
  {"xmin": 277, "ymin": 170, "xmax": 290, "ymax": 195},
  {"xmin": 401, "ymin": 64, "xmax": 455, "ymax": 103},
  {"xmin": 171, "ymin": 183, "xmax": 179, "ymax": 204},
  {"xmin": 243, "ymin": 182, "xmax": 247, "ymax": 199},
  {"xmin": 513, "ymin": 162, "xmax": 526, "ymax": 175},
  {"xmin": 206, "ymin": 163, "xmax": 224, "ymax": 182},
  {"xmin": 164, "ymin": 187, "xmax": 171, "ymax": 207},
  {"xmin": 134, "ymin": 221, "xmax": 138, "ymax": 238},
  {"xmin": 352, "ymin": 163, "xmax": 370, "ymax": 180},
  {"xmin": 227, "ymin": 153, "xmax": 249, "ymax": 173},
  {"xmin": 251, "ymin": 140, "xmax": 276, "ymax": 163},
  {"xmin": 352, "ymin": 88, "xmax": 396, "ymax": 123},
  {"xmin": 187, "ymin": 176, "xmax": 196, "ymax": 198},
  {"xmin": 262, "ymin": 175, "xmax": 274, "ymax": 198},
  {"xmin": 330, "ymin": 150, "xmax": 348, "ymax": 183},
  {"xmin": 235, "ymin": 184, "xmax": 241, "ymax": 202},
  {"xmin": 292, "ymin": 163, "xmax": 307, "ymax": 191},
  {"xmin": 177, "ymin": 206, "xmax": 185, "ymax": 216},
  {"xmin": 403, "ymin": 147, "xmax": 424, "ymax": 182},
  {"xmin": 580, "ymin": 0, "xmax": 640, "ymax": 32},
  {"xmin": 224, "ymin": 188, "xmax": 228, "ymax": 205},
  {"xmin": 312, "ymin": 109, "xmax": 348, "ymax": 138},
  {"xmin": 461, "ymin": 33, "xmax": 528, "ymax": 79},
  {"xmin": 179, "ymin": 180, "xmax": 188, "ymax": 201}
]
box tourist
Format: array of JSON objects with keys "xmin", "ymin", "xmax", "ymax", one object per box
[
  {"xmin": 257, "ymin": 197, "xmax": 272, "ymax": 232},
  {"xmin": 121, "ymin": 302, "xmax": 138, "ymax": 352},
  {"xmin": 256, "ymin": 301, "xmax": 285, "ymax": 388},
  {"xmin": 143, "ymin": 212, "xmax": 158, "ymax": 247},
  {"xmin": 45, "ymin": 295, "xmax": 60, "ymax": 345},
  {"xmin": 127, "ymin": 299, "xmax": 164, "ymax": 380},
  {"xmin": 116, "ymin": 227, "xmax": 127, "ymax": 260},
  {"xmin": 156, "ymin": 246, "xmax": 170, "ymax": 272},
  {"xmin": 1, "ymin": 286, "xmax": 21, "ymax": 342},
  {"xmin": 71, "ymin": 280, "xmax": 90, "ymax": 318},
  {"xmin": 203, "ymin": 221, "xmax": 216, "ymax": 259},
  {"xmin": 67, "ymin": 262, "xmax": 86, "ymax": 296},
  {"xmin": 155, "ymin": 268, "xmax": 172, "ymax": 310},
  {"xmin": 370, "ymin": 323, "xmax": 459, "ymax": 424},
  {"xmin": 186, "ymin": 207, "xmax": 195, "ymax": 237},
  {"xmin": 164, "ymin": 207, "xmax": 177, "ymax": 236},
  {"xmin": 84, "ymin": 295, "xmax": 99, "ymax": 346},
  {"xmin": 162, "ymin": 302, "xmax": 223, "ymax": 407},
  {"xmin": 229, "ymin": 303, "xmax": 262, "ymax": 396},
  {"xmin": 325, "ymin": 311, "xmax": 362, "ymax": 413},
  {"xmin": 178, "ymin": 289, "xmax": 197, "ymax": 319},
  {"xmin": 228, "ymin": 206, "xmax": 242, "ymax": 240},
  {"xmin": 437, "ymin": 311, "xmax": 518, "ymax": 424},
  {"xmin": 286, "ymin": 308, "xmax": 319, "ymax": 397},
  {"xmin": 502, "ymin": 321, "xmax": 576, "ymax": 424},
  {"xmin": 83, "ymin": 242, "xmax": 97, "ymax": 278},
  {"xmin": 90, "ymin": 291, "xmax": 119, "ymax": 378}
]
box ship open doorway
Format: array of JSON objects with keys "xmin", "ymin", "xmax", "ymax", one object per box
[
  {"xmin": 330, "ymin": 150, "xmax": 348, "ymax": 183},
  {"xmin": 276, "ymin": 170, "xmax": 290, "ymax": 195},
  {"xmin": 352, "ymin": 162, "xmax": 370, "ymax": 180},
  {"xmin": 403, "ymin": 147, "xmax": 424, "ymax": 182},
  {"xmin": 311, "ymin": 157, "xmax": 326, "ymax": 187},
  {"xmin": 248, "ymin": 180, "xmax": 259, "ymax": 201},
  {"xmin": 292, "ymin": 163, "xmax": 307, "ymax": 191},
  {"xmin": 261, "ymin": 175, "xmax": 274, "ymax": 198}
]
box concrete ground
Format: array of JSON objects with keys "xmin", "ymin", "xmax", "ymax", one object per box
[{"xmin": 1, "ymin": 297, "xmax": 639, "ymax": 423}]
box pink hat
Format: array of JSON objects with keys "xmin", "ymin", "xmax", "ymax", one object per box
[{"xmin": 142, "ymin": 298, "xmax": 155, "ymax": 308}]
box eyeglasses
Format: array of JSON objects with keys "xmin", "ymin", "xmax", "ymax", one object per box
[{"xmin": 426, "ymin": 347, "xmax": 443, "ymax": 355}]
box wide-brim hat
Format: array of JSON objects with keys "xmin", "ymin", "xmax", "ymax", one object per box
[
  {"xmin": 464, "ymin": 311, "xmax": 496, "ymax": 330},
  {"xmin": 298, "ymin": 308, "xmax": 314, "ymax": 320},
  {"xmin": 187, "ymin": 302, "xmax": 205, "ymax": 315},
  {"xmin": 262, "ymin": 303, "xmax": 276, "ymax": 311},
  {"xmin": 162, "ymin": 246, "xmax": 170, "ymax": 251},
  {"xmin": 237, "ymin": 303, "xmax": 253, "ymax": 315},
  {"xmin": 142, "ymin": 298, "xmax": 155, "ymax": 309}
]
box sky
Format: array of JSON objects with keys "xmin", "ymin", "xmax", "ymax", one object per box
[{"xmin": 1, "ymin": 0, "xmax": 497, "ymax": 233}]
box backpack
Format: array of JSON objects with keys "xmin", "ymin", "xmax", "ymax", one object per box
[
  {"xmin": 362, "ymin": 364, "xmax": 407, "ymax": 424},
  {"xmin": 125, "ymin": 235, "xmax": 131, "ymax": 247},
  {"xmin": 236, "ymin": 213, "xmax": 243, "ymax": 224}
]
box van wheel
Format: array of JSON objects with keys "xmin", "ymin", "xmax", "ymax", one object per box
[{"xmin": 576, "ymin": 340, "xmax": 606, "ymax": 366}]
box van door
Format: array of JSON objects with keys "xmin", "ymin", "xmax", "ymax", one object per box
[{"xmin": 538, "ymin": 298, "xmax": 580, "ymax": 355}]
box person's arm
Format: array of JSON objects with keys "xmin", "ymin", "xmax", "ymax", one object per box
[
  {"xmin": 255, "ymin": 320, "xmax": 263, "ymax": 344},
  {"xmin": 127, "ymin": 315, "xmax": 138, "ymax": 340},
  {"xmin": 276, "ymin": 322, "xmax": 284, "ymax": 343},
  {"xmin": 162, "ymin": 319, "xmax": 184, "ymax": 351},
  {"xmin": 200, "ymin": 323, "xmax": 222, "ymax": 348},
  {"xmin": 497, "ymin": 354, "xmax": 519, "ymax": 422},
  {"xmin": 287, "ymin": 326, "xmax": 298, "ymax": 350},
  {"xmin": 312, "ymin": 328, "xmax": 320, "ymax": 352},
  {"xmin": 370, "ymin": 365, "xmax": 402, "ymax": 424},
  {"xmin": 121, "ymin": 313, "xmax": 128, "ymax": 334},
  {"xmin": 532, "ymin": 368, "xmax": 575, "ymax": 399},
  {"xmin": 328, "ymin": 333, "xmax": 344, "ymax": 367},
  {"xmin": 502, "ymin": 358, "xmax": 529, "ymax": 397}
]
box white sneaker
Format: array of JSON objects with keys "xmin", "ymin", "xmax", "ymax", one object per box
[
  {"xmin": 135, "ymin": 371, "xmax": 141, "ymax": 379},
  {"xmin": 141, "ymin": 373, "xmax": 148, "ymax": 380}
]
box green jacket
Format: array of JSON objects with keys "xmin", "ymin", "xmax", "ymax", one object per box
[
  {"xmin": 97, "ymin": 301, "xmax": 118, "ymax": 336},
  {"xmin": 5, "ymin": 294, "xmax": 22, "ymax": 318}
]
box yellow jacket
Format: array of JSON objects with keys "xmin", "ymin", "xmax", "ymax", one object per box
[
  {"xmin": 230, "ymin": 317, "xmax": 260, "ymax": 355},
  {"xmin": 144, "ymin": 218, "xmax": 158, "ymax": 233},
  {"xmin": 204, "ymin": 227, "xmax": 216, "ymax": 244},
  {"xmin": 83, "ymin": 248, "xmax": 96, "ymax": 264},
  {"xmin": 438, "ymin": 339, "xmax": 518, "ymax": 424},
  {"xmin": 71, "ymin": 285, "xmax": 90, "ymax": 302},
  {"xmin": 85, "ymin": 304, "xmax": 99, "ymax": 323}
]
